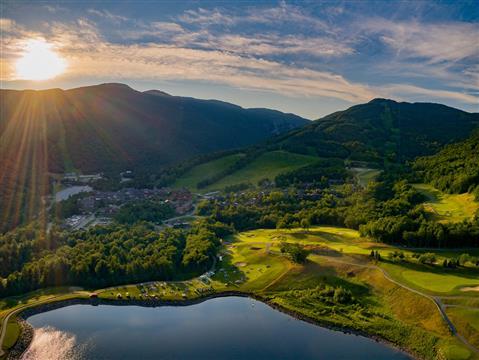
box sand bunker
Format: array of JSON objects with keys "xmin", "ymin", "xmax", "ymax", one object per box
[
  {"xmin": 235, "ymin": 262, "xmax": 247, "ymax": 267},
  {"xmin": 461, "ymin": 286, "xmax": 479, "ymax": 292}
]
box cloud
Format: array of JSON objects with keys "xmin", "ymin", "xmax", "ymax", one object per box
[
  {"xmin": 177, "ymin": 3, "xmax": 331, "ymax": 32},
  {"xmin": 43, "ymin": 5, "xmax": 67, "ymax": 13},
  {"xmin": 381, "ymin": 84, "xmax": 478, "ymax": 104},
  {"xmin": 178, "ymin": 7, "xmax": 236, "ymax": 26},
  {"xmin": 87, "ymin": 9, "xmax": 128, "ymax": 24},
  {"xmin": 243, "ymin": 1, "xmax": 330, "ymax": 32},
  {"xmin": 196, "ymin": 33, "xmax": 354, "ymax": 58},
  {"xmin": 2, "ymin": 2, "xmax": 477, "ymax": 109},
  {"xmin": 1, "ymin": 18, "xmax": 373, "ymax": 102},
  {"xmin": 361, "ymin": 18, "xmax": 479, "ymax": 64}
]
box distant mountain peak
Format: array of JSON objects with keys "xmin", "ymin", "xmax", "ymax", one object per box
[
  {"xmin": 97, "ymin": 83, "xmax": 134, "ymax": 90},
  {"xmin": 368, "ymin": 98, "xmax": 397, "ymax": 104},
  {"xmin": 144, "ymin": 89, "xmax": 171, "ymax": 97}
]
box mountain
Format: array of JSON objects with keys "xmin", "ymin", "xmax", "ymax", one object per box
[
  {"xmin": 274, "ymin": 98, "xmax": 479, "ymax": 164},
  {"xmin": 171, "ymin": 99, "xmax": 479, "ymax": 192},
  {"xmin": 0, "ymin": 83, "xmax": 308, "ymax": 174},
  {"xmin": 414, "ymin": 131, "xmax": 479, "ymax": 195},
  {"xmin": 0, "ymin": 83, "xmax": 308, "ymax": 231}
]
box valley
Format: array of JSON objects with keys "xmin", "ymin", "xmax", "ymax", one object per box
[
  {"xmin": 1, "ymin": 96, "xmax": 478, "ymax": 360},
  {"xmin": 2, "ymin": 2, "xmax": 478, "ymax": 359}
]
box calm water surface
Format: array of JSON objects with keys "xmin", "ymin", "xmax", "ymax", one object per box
[
  {"xmin": 24, "ymin": 296, "xmax": 410, "ymax": 360},
  {"xmin": 55, "ymin": 186, "xmax": 92, "ymax": 202}
]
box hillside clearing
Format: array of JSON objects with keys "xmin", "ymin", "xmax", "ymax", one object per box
[
  {"xmin": 413, "ymin": 184, "xmax": 478, "ymax": 223},
  {"xmin": 203, "ymin": 151, "xmax": 318, "ymax": 190},
  {"xmin": 350, "ymin": 167, "xmax": 381, "ymax": 187},
  {"xmin": 173, "ymin": 153, "xmax": 244, "ymax": 190}
]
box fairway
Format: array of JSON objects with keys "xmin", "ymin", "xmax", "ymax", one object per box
[
  {"xmin": 401, "ymin": 270, "xmax": 479, "ymax": 293},
  {"xmin": 350, "ymin": 167, "xmax": 381, "ymax": 187},
  {"xmin": 3, "ymin": 226, "xmax": 478, "ymax": 360},
  {"xmin": 413, "ymin": 184, "xmax": 479, "ymax": 223},
  {"xmin": 173, "ymin": 153, "xmax": 244, "ymax": 190},
  {"xmin": 203, "ymin": 151, "xmax": 318, "ymax": 190}
]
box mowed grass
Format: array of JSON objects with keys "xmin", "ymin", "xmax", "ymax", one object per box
[
  {"xmin": 236, "ymin": 227, "xmax": 479, "ymax": 297},
  {"xmin": 401, "ymin": 269, "xmax": 479, "ymax": 293},
  {"xmin": 350, "ymin": 167, "xmax": 381, "ymax": 187},
  {"xmin": 203, "ymin": 151, "xmax": 318, "ymax": 190},
  {"xmin": 413, "ymin": 184, "xmax": 479, "ymax": 223},
  {"xmin": 236, "ymin": 227, "xmax": 471, "ymax": 359},
  {"xmin": 2, "ymin": 226, "xmax": 477, "ymax": 360},
  {"xmin": 172, "ymin": 153, "xmax": 244, "ymax": 191}
]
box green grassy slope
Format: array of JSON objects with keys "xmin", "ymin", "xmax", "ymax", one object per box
[
  {"xmin": 413, "ymin": 184, "xmax": 479, "ymax": 223},
  {"xmin": 203, "ymin": 151, "xmax": 318, "ymax": 190},
  {"xmin": 173, "ymin": 153, "xmax": 244, "ymax": 190}
]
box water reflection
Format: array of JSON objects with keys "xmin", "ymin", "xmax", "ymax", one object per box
[
  {"xmin": 26, "ymin": 297, "xmax": 410, "ymax": 359},
  {"xmin": 22, "ymin": 326, "xmax": 85, "ymax": 360}
]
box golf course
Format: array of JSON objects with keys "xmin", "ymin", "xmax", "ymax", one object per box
[{"xmin": 2, "ymin": 226, "xmax": 478, "ymax": 360}]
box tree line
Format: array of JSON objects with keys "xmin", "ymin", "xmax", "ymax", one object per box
[{"xmin": 0, "ymin": 219, "xmax": 231, "ymax": 297}]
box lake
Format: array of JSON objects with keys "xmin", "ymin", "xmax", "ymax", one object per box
[
  {"xmin": 23, "ymin": 297, "xmax": 410, "ymax": 360},
  {"xmin": 55, "ymin": 186, "xmax": 93, "ymax": 202}
]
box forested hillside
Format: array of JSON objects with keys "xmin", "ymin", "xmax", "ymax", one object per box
[
  {"xmin": 168, "ymin": 99, "xmax": 478, "ymax": 192},
  {"xmin": 0, "ymin": 84, "xmax": 307, "ymax": 231},
  {"xmin": 274, "ymin": 98, "xmax": 478, "ymax": 164},
  {"xmin": 414, "ymin": 132, "xmax": 479, "ymax": 197}
]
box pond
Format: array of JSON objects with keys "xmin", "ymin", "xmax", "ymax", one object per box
[
  {"xmin": 55, "ymin": 186, "xmax": 93, "ymax": 202},
  {"xmin": 23, "ymin": 296, "xmax": 410, "ymax": 360}
]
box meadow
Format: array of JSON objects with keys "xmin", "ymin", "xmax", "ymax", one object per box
[
  {"xmin": 413, "ymin": 184, "xmax": 479, "ymax": 223},
  {"xmin": 172, "ymin": 153, "xmax": 244, "ymax": 191},
  {"xmin": 173, "ymin": 151, "xmax": 318, "ymax": 192}
]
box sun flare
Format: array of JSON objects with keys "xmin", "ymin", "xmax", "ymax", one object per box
[{"xmin": 15, "ymin": 39, "xmax": 67, "ymax": 81}]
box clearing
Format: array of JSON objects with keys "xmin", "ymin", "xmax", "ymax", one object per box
[
  {"xmin": 413, "ymin": 184, "xmax": 478, "ymax": 223},
  {"xmin": 172, "ymin": 153, "xmax": 244, "ymax": 190}
]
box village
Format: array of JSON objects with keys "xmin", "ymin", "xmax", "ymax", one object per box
[{"xmin": 53, "ymin": 171, "xmax": 197, "ymax": 230}]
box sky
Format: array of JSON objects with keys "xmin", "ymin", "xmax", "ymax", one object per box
[{"xmin": 1, "ymin": 0, "xmax": 478, "ymax": 119}]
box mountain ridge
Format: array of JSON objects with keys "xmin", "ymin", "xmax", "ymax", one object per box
[
  {"xmin": 274, "ymin": 98, "xmax": 479, "ymax": 164},
  {"xmin": 0, "ymin": 83, "xmax": 308, "ymax": 230}
]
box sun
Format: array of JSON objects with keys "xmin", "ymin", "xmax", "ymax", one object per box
[{"xmin": 15, "ymin": 39, "xmax": 67, "ymax": 81}]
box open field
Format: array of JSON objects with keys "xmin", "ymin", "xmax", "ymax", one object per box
[
  {"xmin": 447, "ymin": 307, "xmax": 479, "ymax": 348},
  {"xmin": 1, "ymin": 226, "xmax": 478, "ymax": 360},
  {"xmin": 350, "ymin": 167, "xmax": 381, "ymax": 187},
  {"xmin": 202, "ymin": 151, "xmax": 318, "ymax": 190},
  {"xmin": 413, "ymin": 184, "xmax": 479, "ymax": 223},
  {"xmin": 172, "ymin": 153, "xmax": 244, "ymax": 190}
]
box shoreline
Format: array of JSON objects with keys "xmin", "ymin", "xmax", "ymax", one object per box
[{"xmin": 10, "ymin": 291, "xmax": 416, "ymax": 360}]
